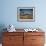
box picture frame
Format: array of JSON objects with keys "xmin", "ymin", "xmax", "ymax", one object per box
[{"xmin": 17, "ymin": 7, "xmax": 35, "ymax": 22}]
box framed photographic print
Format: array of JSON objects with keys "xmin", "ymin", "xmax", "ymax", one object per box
[{"xmin": 17, "ymin": 7, "xmax": 35, "ymax": 22}]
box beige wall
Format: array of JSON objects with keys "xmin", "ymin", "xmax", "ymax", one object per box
[
  {"xmin": 45, "ymin": 32, "xmax": 46, "ymax": 44},
  {"xmin": 0, "ymin": 44, "xmax": 2, "ymax": 46}
]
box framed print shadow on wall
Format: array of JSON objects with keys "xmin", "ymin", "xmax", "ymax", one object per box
[{"xmin": 17, "ymin": 7, "xmax": 35, "ymax": 22}]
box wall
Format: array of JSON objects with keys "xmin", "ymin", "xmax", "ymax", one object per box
[
  {"xmin": 0, "ymin": 0, "xmax": 46, "ymax": 44},
  {"xmin": 0, "ymin": 0, "xmax": 46, "ymax": 30}
]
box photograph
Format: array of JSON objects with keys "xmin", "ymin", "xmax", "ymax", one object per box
[{"xmin": 17, "ymin": 7, "xmax": 35, "ymax": 22}]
